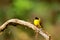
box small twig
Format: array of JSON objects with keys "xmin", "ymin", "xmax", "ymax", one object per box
[
  {"xmin": 0, "ymin": 19, "xmax": 51, "ymax": 40},
  {"xmin": 35, "ymin": 31, "xmax": 39, "ymax": 40}
]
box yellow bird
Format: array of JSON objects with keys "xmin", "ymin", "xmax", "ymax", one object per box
[{"xmin": 33, "ymin": 17, "xmax": 41, "ymax": 28}]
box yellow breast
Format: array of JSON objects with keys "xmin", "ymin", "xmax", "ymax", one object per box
[{"xmin": 34, "ymin": 20, "xmax": 40, "ymax": 26}]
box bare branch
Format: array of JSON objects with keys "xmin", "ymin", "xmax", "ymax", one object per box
[{"xmin": 0, "ymin": 19, "xmax": 51, "ymax": 40}]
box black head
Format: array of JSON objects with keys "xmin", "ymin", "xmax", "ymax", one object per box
[{"xmin": 35, "ymin": 17, "xmax": 39, "ymax": 19}]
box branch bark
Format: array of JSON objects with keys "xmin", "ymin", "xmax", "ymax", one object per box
[{"xmin": 0, "ymin": 19, "xmax": 51, "ymax": 40}]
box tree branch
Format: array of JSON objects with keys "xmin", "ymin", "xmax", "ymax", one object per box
[{"xmin": 0, "ymin": 19, "xmax": 51, "ymax": 40}]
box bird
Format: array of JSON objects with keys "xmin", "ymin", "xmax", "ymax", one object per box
[{"xmin": 33, "ymin": 17, "xmax": 41, "ymax": 28}]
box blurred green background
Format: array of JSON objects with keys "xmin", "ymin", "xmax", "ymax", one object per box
[{"xmin": 0, "ymin": 0, "xmax": 60, "ymax": 40}]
